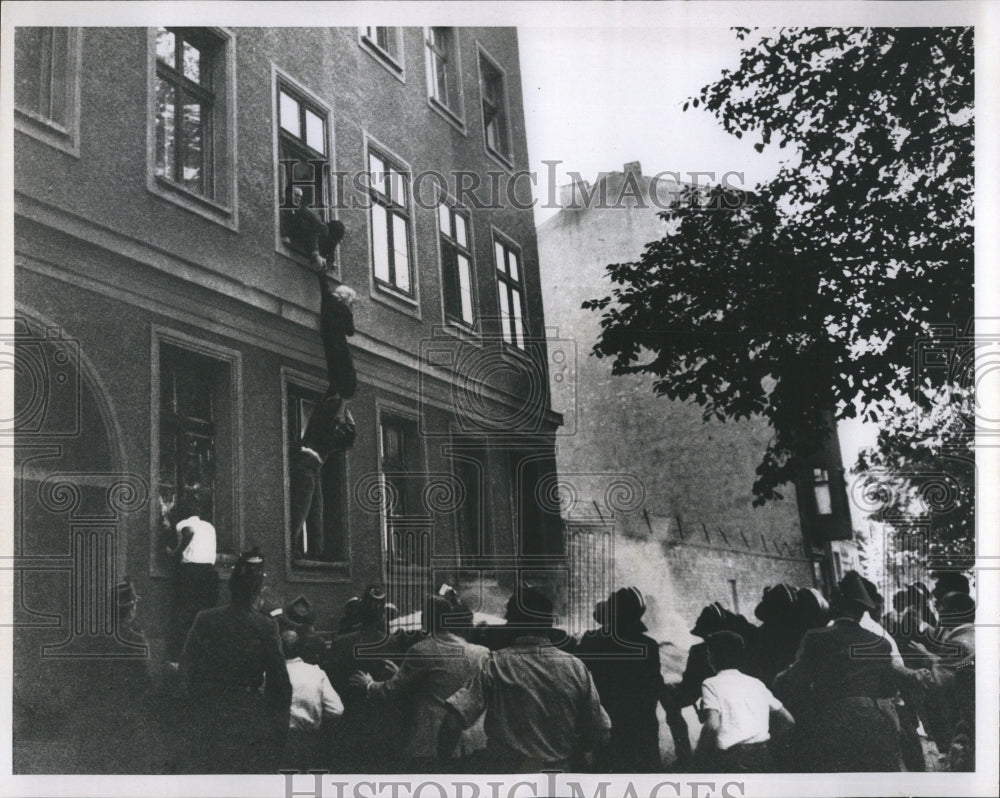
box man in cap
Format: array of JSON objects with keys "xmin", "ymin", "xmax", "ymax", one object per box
[
  {"xmin": 439, "ymin": 585, "xmax": 611, "ymax": 772},
  {"xmin": 575, "ymin": 586, "xmax": 665, "ymax": 772},
  {"xmin": 349, "ymin": 591, "xmax": 490, "ymax": 772},
  {"xmin": 773, "ymin": 571, "xmax": 904, "ymax": 771},
  {"xmin": 178, "ymin": 549, "xmax": 292, "ymax": 773}
]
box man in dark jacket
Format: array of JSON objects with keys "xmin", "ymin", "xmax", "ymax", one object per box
[
  {"xmin": 575, "ymin": 586, "xmax": 664, "ymax": 772},
  {"xmin": 289, "ymin": 252, "xmax": 357, "ymax": 559},
  {"xmin": 773, "ymin": 571, "xmax": 904, "ymax": 772},
  {"xmin": 179, "ymin": 549, "xmax": 292, "ymax": 773}
]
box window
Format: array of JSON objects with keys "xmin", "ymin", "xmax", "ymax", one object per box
[
  {"xmin": 833, "ymin": 550, "xmax": 844, "ymax": 581},
  {"xmin": 368, "ymin": 148, "xmax": 413, "ymax": 296},
  {"xmin": 14, "ymin": 27, "xmax": 80, "ymax": 153},
  {"xmin": 361, "ymin": 27, "xmax": 403, "ymax": 75},
  {"xmin": 494, "ymin": 235, "xmax": 526, "ymax": 348},
  {"xmin": 450, "ymin": 438, "xmax": 491, "ymax": 561},
  {"xmin": 154, "ymin": 27, "xmax": 230, "ymax": 201},
  {"xmin": 439, "ymin": 203, "xmax": 475, "ymax": 327},
  {"xmin": 277, "ymin": 81, "xmax": 332, "ymax": 259},
  {"xmin": 157, "ymin": 344, "xmax": 235, "ymax": 560},
  {"xmin": 478, "ymin": 51, "xmax": 511, "ymax": 163},
  {"xmin": 728, "ymin": 579, "xmax": 740, "ymax": 615},
  {"xmin": 813, "ymin": 468, "xmax": 833, "ymax": 515},
  {"xmin": 379, "ymin": 415, "xmax": 424, "ymax": 565},
  {"xmin": 287, "ymin": 383, "xmax": 347, "ymax": 564},
  {"xmin": 426, "ymin": 28, "xmax": 462, "ymax": 120}
]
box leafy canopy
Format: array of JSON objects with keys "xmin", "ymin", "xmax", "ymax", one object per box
[{"xmin": 584, "ymin": 27, "xmax": 973, "ymax": 505}]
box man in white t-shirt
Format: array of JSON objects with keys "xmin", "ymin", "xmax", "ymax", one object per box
[
  {"xmin": 694, "ymin": 630, "xmax": 794, "ymax": 772},
  {"xmin": 282, "ymin": 629, "xmax": 344, "ymax": 771},
  {"xmin": 165, "ymin": 496, "xmax": 218, "ymax": 660}
]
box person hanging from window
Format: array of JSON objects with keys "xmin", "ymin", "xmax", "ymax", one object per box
[
  {"xmin": 288, "ymin": 221, "xmax": 357, "ymax": 560},
  {"xmin": 281, "ymin": 185, "xmax": 343, "ymax": 271},
  {"xmin": 164, "ymin": 493, "xmax": 218, "ymax": 661}
]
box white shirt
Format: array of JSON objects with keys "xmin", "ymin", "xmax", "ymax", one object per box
[
  {"xmin": 286, "ymin": 657, "xmax": 344, "ymax": 732},
  {"xmin": 175, "ymin": 516, "xmax": 217, "ymax": 564},
  {"xmin": 700, "ymin": 669, "xmax": 783, "ymax": 750}
]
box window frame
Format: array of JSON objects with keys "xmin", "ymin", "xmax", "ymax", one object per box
[
  {"xmin": 281, "ymin": 367, "xmax": 352, "ymax": 582},
  {"xmin": 374, "ymin": 400, "xmax": 429, "ymax": 572},
  {"xmin": 436, "ymin": 197, "xmax": 478, "ymax": 332},
  {"xmin": 13, "ymin": 27, "xmax": 83, "ymax": 157},
  {"xmin": 364, "ymin": 137, "xmax": 420, "ymax": 313},
  {"xmin": 492, "ymin": 229, "xmax": 527, "ymax": 350},
  {"xmin": 359, "ymin": 26, "xmax": 405, "ymax": 82},
  {"xmin": 146, "ymin": 26, "xmax": 238, "ymax": 228},
  {"xmin": 272, "ymin": 65, "xmax": 339, "ymax": 277},
  {"xmin": 476, "ymin": 44, "xmax": 514, "ymax": 170},
  {"xmin": 149, "ymin": 326, "xmax": 243, "ymax": 579},
  {"xmin": 424, "ymin": 27, "xmax": 465, "ymax": 132}
]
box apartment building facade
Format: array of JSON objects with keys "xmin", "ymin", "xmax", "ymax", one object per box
[
  {"xmin": 11, "ymin": 26, "xmax": 563, "ymax": 699},
  {"xmin": 537, "ymin": 163, "xmax": 855, "ymax": 634}
]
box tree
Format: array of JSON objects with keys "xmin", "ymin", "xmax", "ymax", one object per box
[
  {"xmin": 584, "ymin": 27, "xmax": 973, "ymax": 505},
  {"xmin": 853, "ymin": 386, "xmax": 975, "ymax": 571}
]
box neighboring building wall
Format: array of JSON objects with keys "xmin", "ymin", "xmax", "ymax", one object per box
[
  {"xmin": 12, "ymin": 28, "xmax": 561, "ymax": 768},
  {"xmin": 538, "ymin": 164, "xmax": 816, "ymax": 637}
]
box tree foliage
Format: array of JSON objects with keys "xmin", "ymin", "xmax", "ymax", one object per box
[
  {"xmin": 853, "ymin": 386, "xmax": 975, "ymax": 570},
  {"xmin": 584, "ymin": 27, "xmax": 973, "ymax": 505}
]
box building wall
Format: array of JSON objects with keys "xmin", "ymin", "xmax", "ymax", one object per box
[
  {"xmin": 12, "ymin": 27, "xmax": 561, "ymax": 711},
  {"xmin": 538, "ymin": 165, "xmax": 816, "ymax": 634}
]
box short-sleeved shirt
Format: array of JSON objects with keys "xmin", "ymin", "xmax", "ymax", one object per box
[
  {"xmin": 286, "ymin": 657, "xmax": 344, "ymax": 731},
  {"xmin": 700, "ymin": 668, "xmax": 783, "ymax": 750},
  {"xmin": 446, "ymin": 635, "xmax": 611, "ymax": 767},
  {"xmin": 175, "ymin": 516, "xmax": 217, "ymax": 564}
]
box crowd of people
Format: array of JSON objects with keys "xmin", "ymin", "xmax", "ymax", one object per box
[
  {"xmin": 89, "ymin": 218, "xmax": 974, "ymax": 775},
  {"xmin": 94, "ymin": 559, "xmax": 975, "ymax": 775}
]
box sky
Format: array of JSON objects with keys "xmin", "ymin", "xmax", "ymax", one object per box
[{"xmin": 517, "ymin": 24, "xmax": 878, "ymax": 526}]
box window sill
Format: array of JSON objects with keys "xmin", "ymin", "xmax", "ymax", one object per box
[
  {"xmin": 428, "ymin": 97, "xmax": 467, "ymax": 135},
  {"xmin": 287, "ymin": 557, "xmax": 352, "ymax": 583},
  {"xmin": 484, "ymin": 145, "xmax": 515, "ymax": 174},
  {"xmin": 15, "ymin": 110, "xmax": 79, "ymax": 158},
  {"xmin": 277, "ymin": 240, "xmax": 342, "ymax": 281},
  {"xmin": 360, "ymin": 38, "xmax": 405, "ymax": 83},
  {"xmin": 370, "ymin": 281, "xmax": 421, "ymax": 320},
  {"xmin": 149, "ymin": 175, "xmax": 238, "ymax": 231},
  {"xmin": 440, "ymin": 319, "xmax": 483, "ymax": 346}
]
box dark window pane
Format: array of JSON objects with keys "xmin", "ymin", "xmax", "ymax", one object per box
[
  {"xmin": 155, "ymin": 79, "xmax": 176, "ymax": 180},
  {"xmin": 180, "ymin": 98, "xmax": 204, "ymax": 192}
]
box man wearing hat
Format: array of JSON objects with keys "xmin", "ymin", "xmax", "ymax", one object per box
[
  {"xmin": 439, "ymin": 585, "xmax": 611, "ymax": 772},
  {"xmin": 324, "ymin": 584, "xmax": 404, "ymax": 771},
  {"xmin": 279, "ymin": 595, "xmax": 326, "ymax": 666},
  {"xmin": 178, "ymin": 549, "xmax": 292, "ymax": 773},
  {"xmin": 661, "ymin": 601, "xmax": 757, "ymax": 770},
  {"xmin": 773, "ymin": 571, "xmax": 904, "ymax": 771},
  {"xmin": 575, "ymin": 586, "xmax": 665, "ymax": 772},
  {"xmin": 349, "ymin": 592, "xmax": 490, "ymax": 772}
]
